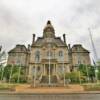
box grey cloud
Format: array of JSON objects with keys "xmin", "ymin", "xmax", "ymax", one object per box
[{"xmin": 0, "ymin": 0, "xmax": 100, "ymax": 59}]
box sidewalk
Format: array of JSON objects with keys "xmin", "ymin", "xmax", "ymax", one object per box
[{"xmin": 15, "ymin": 84, "xmax": 84, "ymax": 93}]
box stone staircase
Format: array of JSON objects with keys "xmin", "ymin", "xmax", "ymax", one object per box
[{"xmin": 40, "ymin": 75, "xmax": 58, "ymax": 84}]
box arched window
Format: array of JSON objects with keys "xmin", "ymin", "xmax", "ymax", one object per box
[
  {"xmin": 35, "ymin": 51, "xmax": 40, "ymax": 62},
  {"xmin": 47, "ymin": 51, "xmax": 53, "ymax": 57},
  {"xmin": 59, "ymin": 51, "xmax": 63, "ymax": 57}
]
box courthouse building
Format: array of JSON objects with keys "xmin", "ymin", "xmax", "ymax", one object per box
[{"xmin": 7, "ymin": 21, "xmax": 91, "ymax": 85}]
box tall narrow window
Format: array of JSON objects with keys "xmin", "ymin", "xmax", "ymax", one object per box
[
  {"xmin": 59, "ymin": 51, "xmax": 63, "ymax": 57},
  {"xmin": 47, "ymin": 51, "xmax": 53, "ymax": 57},
  {"xmin": 35, "ymin": 51, "xmax": 40, "ymax": 62}
]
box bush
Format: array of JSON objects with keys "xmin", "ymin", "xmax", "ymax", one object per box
[
  {"xmin": 65, "ymin": 72, "xmax": 78, "ymax": 83},
  {"xmin": 1, "ymin": 64, "xmax": 27, "ymax": 83}
]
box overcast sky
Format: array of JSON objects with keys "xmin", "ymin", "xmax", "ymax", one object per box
[{"xmin": 0, "ymin": 0, "xmax": 100, "ymax": 61}]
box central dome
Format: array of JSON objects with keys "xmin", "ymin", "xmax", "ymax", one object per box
[{"xmin": 43, "ymin": 20, "xmax": 55, "ymax": 38}]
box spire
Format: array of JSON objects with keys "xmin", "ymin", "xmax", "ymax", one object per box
[{"xmin": 43, "ymin": 20, "xmax": 55, "ymax": 38}]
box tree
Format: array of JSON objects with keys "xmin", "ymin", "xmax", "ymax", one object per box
[
  {"xmin": 3, "ymin": 64, "xmax": 26, "ymax": 83},
  {"xmin": 65, "ymin": 71, "xmax": 85, "ymax": 83},
  {"xmin": 78, "ymin": 64, "xmax": 95, "ymax": 82}
]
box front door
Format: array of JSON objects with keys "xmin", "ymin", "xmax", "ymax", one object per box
[{"xmin": 45, "ymin": 64, "xmax": 53, "ymax": 75}]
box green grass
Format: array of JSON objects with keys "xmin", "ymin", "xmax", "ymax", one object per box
[
  {"xmin": 0, "ymin": 83, "xmax": 17, "ymax": 91},
  {"xmin": 83, "ymin": 83, "xmax": 100, "ymax": 91}
]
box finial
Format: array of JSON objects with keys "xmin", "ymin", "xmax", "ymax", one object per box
[{"xmin": 47, "ymin": 20, "xmax": 51, "ymax": 25}]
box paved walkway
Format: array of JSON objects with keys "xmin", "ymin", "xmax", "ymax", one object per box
[{"xmin": 15, "ymin": 84, "xmax": 84, "ymax": 93}]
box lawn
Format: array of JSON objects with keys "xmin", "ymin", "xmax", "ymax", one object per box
[
  {"xmin": 0, "ymin": 83, "xmax": 18, "ymax": 91},
  {"xmin": 83, "ymin": 83, "xmax": 100, "ymax": 91}
]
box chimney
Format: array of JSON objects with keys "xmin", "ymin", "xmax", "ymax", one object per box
[
  {"xmin": 63, "ymin": 34, "xmax": 66, "ymax": 43},
  {"xmin": 0, "ymin": 45, "xmax": 2, "ymax": 52},
  {"xmin": 32, "ymin": 34, "xmax": 35, "ymax": 44}
]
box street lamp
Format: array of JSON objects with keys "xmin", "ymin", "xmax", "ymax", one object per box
[
  {"xmin": 61, "ymin": 51, "xmax": 66, "ymax": 87},
  {"xmin": 85, "ymin": 64, "xmax": 89, "ymax": 83},
  {"xmin": 17, "ymin": 64, "xmax": 21, "ymax": 83},
  {"xmin": 34, "ymin": 58, "xmax": 37, "ymax": 88},
  {"xmin": 77, "ymin": 63, "xmax": 81, "ymax": 85},
  {"xmin": 95, "ymin": 68, "xmax": 99, "ymax": 84},
  {"xmin": 9, "ymin": 64, "xmax": 14, "ymax": 84},
  {"xmin": 1, "ymin": 66, "xmax": 5, "ymax": 81},
  {"xmin": 48, "ymin": 44, "xmax": 51, "ymax": 86}
]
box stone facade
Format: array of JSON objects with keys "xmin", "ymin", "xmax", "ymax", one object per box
[
  {"xmin": 8, "ymin": 45, "xmax": 30, "ymax": 66},
  {"xmin": 7, "ymin": 21, "xmax": 91, "ymax": 86}
]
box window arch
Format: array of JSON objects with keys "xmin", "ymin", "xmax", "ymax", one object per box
[
  {"xmin": 35, "ymin": 50, "xmax": 40, "ymax": 62},
  {"xmin": 59, "ymin": 51, "xmax": 63, "ymax": 57},
  {"xmin": 47, "ymin": 51, "xmax": 53, "ymax": 57}
]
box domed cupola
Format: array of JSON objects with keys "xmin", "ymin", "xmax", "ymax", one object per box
[{"xmin": 43, "ymin": 20, "xmax": 55, "ymax": 38}]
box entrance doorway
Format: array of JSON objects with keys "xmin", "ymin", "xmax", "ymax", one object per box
[{"xmin": 45, "ymin": 64, "xmax": 54, "ymax": 75}]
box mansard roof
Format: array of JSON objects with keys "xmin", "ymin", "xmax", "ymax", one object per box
[
  {"xmin": 72, "ymin": 44, "xmax": 89, "ymax": 53},
  {"xmin": 32, "ymin": 37, "xmax": 67, "ymax": 47},
  {"xmin": 8, "ymin": 44, "xmax": 28, "ymax": 53}
]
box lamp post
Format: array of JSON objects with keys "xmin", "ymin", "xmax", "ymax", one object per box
[
  {"xmin": 53, "ymin": 47, "xmax": 56, "ymax": 75},
  {"xmin": 17, "ymin": 55, "xmax": 22, "ymax": 84},
  {"xmin": 86, "ymin": 64, "xmax": 89, "ymax": 83},
  {"xmin": 48, "ymin": 44, "xmax": 51, "ymax": 86},
  {"xmin": 17, "ymin": 64, "xmax": 21, "ymax": 83},
  {"xmin": 34, "ymin": 60, "xmax": 37, "ymax": 88},
  {"xmin": 1, "ymin": 66, "xmax": 5, "ymax": 81},
  {"xmin": 79, "ymin": 70, "xmax": 81, "ymax": 85},
  {"xmin": 9, "ymin": 64, "xmax": 13, "ymax": 84},
  {"xmin": 95, "ymin": 67, "xmax": 99, "ymax": 84},
  {"xmin": 63, "ymin": 53, "xmax": 66, "ymax": 87},
  {"xmin": 78, "ymin": 64, "xmax": 81, "ymax": 85}
]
